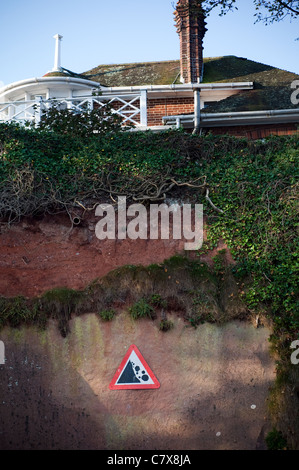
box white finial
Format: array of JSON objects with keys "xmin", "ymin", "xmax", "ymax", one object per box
[{"xmin": 53, "ymin": 34, "xmax": 63, "ymax": 72}]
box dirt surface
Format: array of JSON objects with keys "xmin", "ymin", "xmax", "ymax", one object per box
[
  {"xmin": 0, "ymin": 216, "xmax": 276, "ymax": 450},
  {"xmin": 0, "ymin": 214, "xmax": 185, "ymax": 298},
  {"xmin": 0, "ymin": 214, "xmax": 230, "ymax": 298},
  {"xmin": 0, "ymin": 313, "xmax": 275, "ymax": 450}
]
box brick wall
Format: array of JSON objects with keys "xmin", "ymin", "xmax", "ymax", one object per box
[
  {"xmin": 95, "ymin": 96, "xmax": 194, "ymax": 127},
  {"xmin": 95, "ymin": 97, "xmax": 298, "ymax": 136},
  {"xmin": 203, "ymin": 123, "xmax": 299, "ymax": 139},
  {"xmin": 148, "ymin": 97, "xmax": 194, "ymax": 126}
]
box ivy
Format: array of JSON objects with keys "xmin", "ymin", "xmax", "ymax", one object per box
[{"xmin": 0, "ymin": 123, "xmax": 298, "ymax": 339}]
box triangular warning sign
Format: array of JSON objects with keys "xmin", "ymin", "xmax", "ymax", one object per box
[{"xmin": 109, "ymin": 344, "xmax": 160, "ymax": 390}]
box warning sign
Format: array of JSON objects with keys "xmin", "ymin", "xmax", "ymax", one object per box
[{"xmin": 109, "ymin": 344, "xmax": 160, "ymax": 390}]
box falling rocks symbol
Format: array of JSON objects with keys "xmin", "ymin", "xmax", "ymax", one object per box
[{"xmin": 109, "ymin": 344, "xmax": 160, "ymax": 390}]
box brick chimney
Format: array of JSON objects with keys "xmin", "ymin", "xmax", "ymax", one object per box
[{"xmin": 174, "ymin": 0, "xmax": 207, "ymax": 84}]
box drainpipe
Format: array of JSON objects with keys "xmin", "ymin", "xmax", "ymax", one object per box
[
  {"xmin": 193, "ymin": 88, "xmax": 201, "ymax": 135},
  {"xmin": 140, "ymin": 89, "xmax": 148, "ymax": 127}
]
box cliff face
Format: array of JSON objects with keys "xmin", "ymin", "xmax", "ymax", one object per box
[
  {"xmin": 0, "ymin": 214, "xmax": 188, "ymax": 298},
  {"xmin": 0, "ymin": 313, "xmax": 275, "ymax": 450},
  {"xmin": 0, "ymin": 215, "xmax": 276, "ymax": 450},
  {"xmin": 0, "ymin": 213, "xmax": 233, "ymax": 298}
]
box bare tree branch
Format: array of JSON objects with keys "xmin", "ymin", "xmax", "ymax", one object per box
[{"xmin": 205, "ymin": 189, "xmax": 224, "ymax": 214}]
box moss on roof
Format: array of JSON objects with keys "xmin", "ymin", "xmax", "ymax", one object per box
[
  {"xmin": 43, "ymin": 69, "xmax": 93, "ymax": 80},
  {"xmin": 201, "ymin": 56, "xmax": 299, "ymax": 112},
  {"xmin": 202, "ymin": 56, "xmax": 273, "ymax": 84},
  {"xmin": 202, "ymin": 56, "xmax": 299, "ymax": 87},
  {"xmin": 203, "ymin": 86, "xmax": 299, "ymax": 113},
  {"xmin": 43, "ymin": 71, "xmax": 72, "ymax": 78},
  {"xmin": 83, "ymin": 55, "xmax": 299, "ymax": 111},
  {"xmin": 84, "ymin": 60, "xmax": 181, "ymax": 87}
]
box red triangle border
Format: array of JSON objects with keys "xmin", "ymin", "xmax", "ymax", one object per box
[{"xmin": 109, "ymin": 344, "xmax": 160, "ymax": 390}]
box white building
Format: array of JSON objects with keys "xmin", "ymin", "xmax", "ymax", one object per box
[
  {"xmin": 1, "ymin": 1, "xmax": 298, "ymax": 137},
  {"xmin": 0, "ymin": 34, "xmax": 103, "ymax": 125},
  {"xmin": 0, "ymin": 32, "xmax": 253, "ymax": 132}
]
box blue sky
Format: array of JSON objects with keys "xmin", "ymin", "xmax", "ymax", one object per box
[{"xmin": 0, "ymin": 0, "xmax": 298, "ymax": 87}]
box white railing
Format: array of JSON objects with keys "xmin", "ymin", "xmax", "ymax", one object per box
[
  {"xmin": 0, "ymin": 91, "xmax": 148, "ymax": 127},
  {"xmin": 162, "ymin": 114, "xmax": 195, "ymax": 128},
  {"xmin": 0, "ymin": 99, "xmax": 38, "ymax": 123}
]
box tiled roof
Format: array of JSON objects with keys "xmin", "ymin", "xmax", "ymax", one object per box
[{"xmin": 83, "ymin": 56, "xmax": 299, "ymax": 111}]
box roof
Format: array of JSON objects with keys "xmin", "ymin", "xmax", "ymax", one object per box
[
  {"xmin": 83, "ymin": 60, "xmax": 181, "ymax": 87},
  {"xmin": 83, "ymin": 55, "xmax": 299, "ymax": 111},
  {"xmin": 202, "ymin": 56, "xmax": 299, "ymax": 112},
  {"xmin": 42, "ymin": 71, "xmax": 72, "ymax": 78}
]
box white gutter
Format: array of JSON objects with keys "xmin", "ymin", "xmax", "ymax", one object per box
[
  {"xmin": 201, "ymin": 108, "xmax": 299, "ymax": 126},
  {"xmin": 163, "ymin": 108, "xmax": 299, "ymax": 128},
  {"xmin": 0, "ymin": 76, "xmax": 102, "ymax": 96},
  {"xmin": 0, "ymin": 78, "xmax": 253, "ymax": 103},
  {"xmin": 101, "ymin": 82, "xmax": 253, "ymax": 95},
  {"xmin": 0, "ymin": 79, "xmax": 253, "ymax": 97}
]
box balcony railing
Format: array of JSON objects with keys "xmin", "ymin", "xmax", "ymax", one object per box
[{"xmin": 0, "ymin": 91, "xmax": 148, "ymax": 128}]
